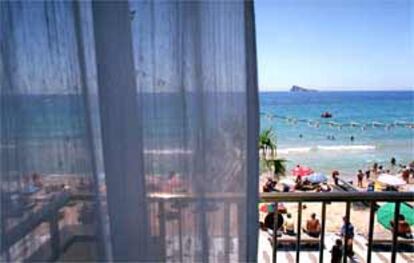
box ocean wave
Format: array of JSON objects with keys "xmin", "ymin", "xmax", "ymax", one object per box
[
  {"xmin": 317, "ymin": 145, "xmax": 376, "ymax": 151},
  {"xmin": 277, "ymin": 147, "xmax": 312, "ymax": 154},
  {"xmin": 278, "ymin": 144, "xmax": 375, "ymax": 154}
]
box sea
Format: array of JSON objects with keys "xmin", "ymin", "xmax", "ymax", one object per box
[
  {"xmin": 1, "ymin": 91, "xmax": 413, "ymax": 182},
  {"xmin": 260, "ymin": 90, "xmax": 414, "ymax": 179}
]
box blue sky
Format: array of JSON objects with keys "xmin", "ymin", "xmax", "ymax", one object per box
[{"xmin": 255, "ymin": 0, "xmax": 414, "ymax": 91}]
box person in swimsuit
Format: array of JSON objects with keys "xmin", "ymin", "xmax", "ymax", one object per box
[
  {"xmin": 391, "ymin": 215, "xmax": 413, "ymax": 239},
  {"xmin": 303, "ymin": 213, "xmax": 321, "ymax": 238}
]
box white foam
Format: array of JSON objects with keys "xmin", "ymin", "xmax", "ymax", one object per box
[
  {"xmin": 277, "ymin": 147, "xmax": 313, "ymax": 154},
  {"xmin": 317, "ymin": 145, "xmax": 376, "ymax": 151},
  {"xmin": 277, "ymin": 144, "xmax": 375, "ymax": 155}
]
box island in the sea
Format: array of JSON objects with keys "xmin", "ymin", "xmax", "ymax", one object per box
[{"xmin": 290, "ymin": 85, "xmax": 318, "ymax": 92}]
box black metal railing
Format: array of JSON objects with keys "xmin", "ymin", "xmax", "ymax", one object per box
[
  {"xmin": 3, "ymin": 191, "xmax": 413, "ymax": 262},
  {"xmin": 147, "ymin": 192, "xmax": 245, "ymax": 262},
  {"xmin": 261, "ymin": 192, "xmax": 414, "ymax": 263}
]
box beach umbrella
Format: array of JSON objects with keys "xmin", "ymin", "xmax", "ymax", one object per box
[
  {"xmin": 292, "ymin": 166, "xmax": 314, "ymax": 177},
  {"xmin": 259, "ymin": 203, "xmax": 287, "ymax": 213},
  {"xmin": 377, "ymin": 174, "xmax": 406, "ymax": 187},
  {"xmin": 377, "ymin": 202, "xmax": 414, "ymax": 230},
  {"xmin": 306, "ymin": 173, "xmax": 328, "ymax": 184}
]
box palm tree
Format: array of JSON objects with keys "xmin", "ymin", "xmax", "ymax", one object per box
[
  {"xmin": 265, "ymin": 158, "xmax": 287, "ymax": 178},
  {"xmin": 259, "ymin": 128, "xmax": 277, "ymax": 159},
  {"xmin": 259, "ymin": 128, "xmax": 286, "ymax": 179}
]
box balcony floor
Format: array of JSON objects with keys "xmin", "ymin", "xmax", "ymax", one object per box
[{"xmin": 258, "ymin": 229, "xmax": 414, "ymax": 263}]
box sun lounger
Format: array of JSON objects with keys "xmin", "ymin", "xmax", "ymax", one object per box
[
  {"xmin": 362, "ymin": 230, "xmax": 414, "ymax": 253},
  {"xmin": 267, "ymin": 231, "xmax": 320, "ymax": 247},
  {"xmin": 364, "ymin": 228, "xmax": 413, "ymax": 243},
  {"xmin": 370, "ymin": 238, "xmax": 414, "ymax": 245}
]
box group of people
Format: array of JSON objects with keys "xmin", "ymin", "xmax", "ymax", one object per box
[
  {"xmin": 354, "ymin": 163, "xmax": 386, "ymax": 188},
  {"xmin": 295, "ymin": 176, "xmax": 331, "ymax": 192},
  {"xmin": 354, "ymin": 158, "xmax": 413, "ymax": 189},
  {"xmin": 331, "ymin": 157, "xmax": 414, "ymax": 190},
  {"xmin": 262, "ymin": 176, "xmax": 332, "ymax": 193},
  {"xmin": 262, "ymin": 210, "xmax": 355, "ymax": 263}
]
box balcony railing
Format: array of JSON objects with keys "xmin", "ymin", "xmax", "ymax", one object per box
[
  {"xmin": 1, "ymin": 191, "xmax": 97, "ymax": 261},
  {"xmin": 2, "ymin": 191, "xmax": 413, "ymax": 262},
  {"xmin": 261, "ymin": 192, "xmax": 414, "ymax": 263}
]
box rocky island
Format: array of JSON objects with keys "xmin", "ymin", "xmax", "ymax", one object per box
[{"xmin": 290, "ymin": 85, "xmax": 317, "ymax": 92}]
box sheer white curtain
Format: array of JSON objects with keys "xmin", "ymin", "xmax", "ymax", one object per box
[{"xmin": 1, "ymin": 0, "xmax": 259, "ymax": 262}]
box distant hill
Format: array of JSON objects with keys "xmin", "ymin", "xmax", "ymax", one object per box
[{"xmin": 290, "ymin": 85, "xmax": 317, "ymax": 92}]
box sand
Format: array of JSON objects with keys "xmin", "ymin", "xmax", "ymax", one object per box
[{"xmin": 259, "ymin": 172, "xmax": 414, "ymax": 239}]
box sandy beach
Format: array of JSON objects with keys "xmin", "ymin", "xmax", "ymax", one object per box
[{"xmin": 259, "ymin": 169, "xmax": 414, "ymax": 237}]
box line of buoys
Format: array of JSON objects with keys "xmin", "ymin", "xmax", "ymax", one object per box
[{"xmin": 260, "ymin": 112, "xmax": 414, "ymax": 130}]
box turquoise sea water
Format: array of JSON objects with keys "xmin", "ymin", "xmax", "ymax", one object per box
[
  {"xmin": 260, "ymin": 91, "xmax": 414, "ymax": 179},
  {"xmin": 2, "ymin": 91, "xmax": 413, "ymax": 180}
]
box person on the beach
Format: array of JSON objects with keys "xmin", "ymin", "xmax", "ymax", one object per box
[
  {"xmin": 263, "ymin": 177, "xmax": 277, "ymax": 192},
  {"xmin": 284, "ymin": 213, "xmax": 295, "ymax": 235},
  {"xmin": 316, "ymin": 183, "xmax": 331, "ymax": 192},
  {"xmin": 391, "ymin": 157, "xmax": 396, "ymax": 166},
  {"xmin": 321, "ymin": 183, "xmax": 332, "ymax": 192},
  {"xmin": 301, "ymin": 178, "xmax": 316, "ymax": 191},
  {"xmin": 391, "ymin": 214, "xmax": 413, "ymax": 239},
  {"xmin": 365, "ymin": 170, "xmax": 371, "ymax": 180},
  {"xmin": 357, "ymin": 170, "xmax": 364, "ymax": 188},
  {"xmin": 378, "ymin": 165, "xmax": 384, "ymax": 174},
  {"xmin": 294, "ymin": 176, "xmax": 303, "ymax": 190},
  {"xmin": 340, "ymin": 216, "xmax": 354, "ymax": 257},
  {"xmin": 367, "ymin": 181, "xmax": 374, "ymax": 192},
  {"xmin": 330, "ymin": 239, "xmax": 343, "ymax": 263},
  {"xmin": 402, "ymin": 169, "xmax": 410, "ymax": 183},
  {"xmin": 373, "ymin": 163, "xmax": 378, "ymax": 176},
  {"xmin": 409, "ymin": 161, "xmax": 414, "ymax": 178},
  {"xmin": 303, "ymin": 213, "xmax": 321, "ymax": 237},
  {"xmin": 332, "ymin": 170, "xmax": 339, "ymax": 185},
  {"xmin": 264, "ymin": 211, "xmax": 284, "ymax": 232}
]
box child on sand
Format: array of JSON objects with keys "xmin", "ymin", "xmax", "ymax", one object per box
[
  {"xmin": 339, "ymin": 217, "xmax": 355, "ymax": 257},
  {"xmin": 330, "ymin": 239, "xmax": 343, "ymax": 263}
]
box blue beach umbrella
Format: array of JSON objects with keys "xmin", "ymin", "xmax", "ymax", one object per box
[{"xmin": 306, "ymin": 173, "xmax": 328, "ymax": 184}]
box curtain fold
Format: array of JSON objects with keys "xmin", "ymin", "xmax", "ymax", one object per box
[
  {"xmin": 0, "ymin": 1, "xmax": 107, "ymax": 261},
  {"xmin": 1, "ymin": 0, "xmax": 259, "ymax": 262}
]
